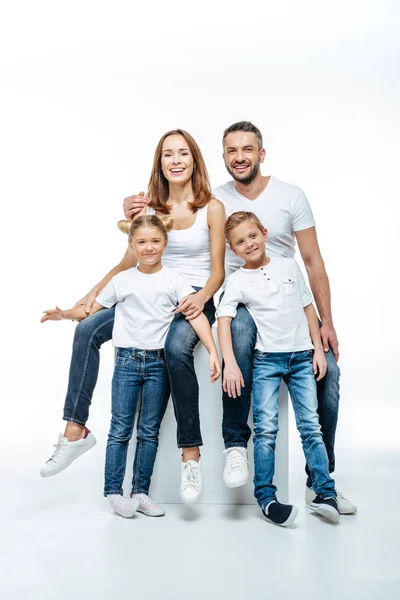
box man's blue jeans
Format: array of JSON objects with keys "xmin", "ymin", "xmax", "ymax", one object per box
[
  {"xmin": 63, "ymin": 286, "xmax": 215, "ymax": 448},
  {"xmin": 222, "ymin": 305, "xmax": 340, "ymax": 484},
  {"xmin": 104, "ymin": 348, "xmax": 170, "ymax": 497},
  {"xmin": 252, "ymin": 350, "xmax": 336, "ymax": 507}
]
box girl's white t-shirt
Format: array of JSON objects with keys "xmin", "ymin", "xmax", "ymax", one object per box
[{"xmin": 96, "ymin": 267, "xmax": 194, "ymax": 349}]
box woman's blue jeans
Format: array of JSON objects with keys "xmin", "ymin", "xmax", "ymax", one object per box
[
  {"xmin": 222, "ymin": 305, "xmax": 340, "ymax": 484},
  {"xmin": 252, "ymin": 350, "xmax": 336, "ymax": 507},
  {"xmin": 63, "ymin": 287, "xmax": 215, "ymax": 448},
  {"xmin": 104, "ymin": 347, "xmax": 170, "ymax": 497}
]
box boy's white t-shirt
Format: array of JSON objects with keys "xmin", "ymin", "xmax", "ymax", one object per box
[
  {"xmin": 97, "ymin": 267, "xmax": 195, "ymax": 349},
  {"xmin": 212, "ymin": 177, "xmax": 316, "ymax": 276},
  {"xmin": 216, "ymin": 257, "xmax": 314, "ymax": 353}
]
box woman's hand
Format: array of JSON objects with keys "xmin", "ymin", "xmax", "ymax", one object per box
[
  {"xmin": 74, "ymin": 289, "xmax": 98, "ymax": 315},
  {"xmin": 223, "ymin": 360, "xmax": 245, "ymax": 398},
  {"xmin": 209, "ymin": 351, "xmax": 221, "ymax": 383},
  {"xmin": 123, "ymin": 192, "xmax": 148, "ymax": 219},
  {"xmin": 313, "ymin": 349, "xmax": 327, "ymax": 381},
  {"xmin": 174, "ymin": 292, "xmax": 206, "ymax": 320},
  {"xmin": 41, "ymin": 307, "xmax": 65, "ymax": 323}
]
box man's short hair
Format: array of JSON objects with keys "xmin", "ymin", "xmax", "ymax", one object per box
[{"xmin": 222, "ymin": 121, "xmax": 263, "ymax": 150}]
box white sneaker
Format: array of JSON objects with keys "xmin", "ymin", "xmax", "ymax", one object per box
[
  {"xmin": 108, "ymin": 494, "xmax": 139, "ymax": 518},
  {"xmin": 132, "ymin": 493, "xmax": 166, "ymax": 517},
  {"xmin": 305, "ymin": 486, "xmax": 357, "ymax": 515},
  {"xmin": 40, "ymin": 430, "xmax": 97, "ymax": 477},
  {"xmin": 223, "ymin": 447, "xmax": 249, "ymax": 488},
  {"xmin": 180, "ymin": 459, "xmax": 203, "ymax": 503}
]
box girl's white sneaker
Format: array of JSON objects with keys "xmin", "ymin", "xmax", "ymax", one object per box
[
  {"xmin": 180, "ymin": 459, "xmax": 203, "ymax": 504},
  {"xmin": 132, "ymin": 493, "xmax": 166, "ymax": 517},
  {"xmin": 108, "ymin": 494, "xmax": 140, "ymax": 518}
]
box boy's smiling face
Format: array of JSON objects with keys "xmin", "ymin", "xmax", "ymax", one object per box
[{"xmin": 229, "ymin": 219, "xmax": 268, "ymax": 267}]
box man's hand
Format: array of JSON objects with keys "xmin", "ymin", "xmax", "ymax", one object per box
[
  {"xmin": 74, "ymin": 289, "xmax": 98, "ymax": 315},
  {"xmin": 209, "ymin": 351, "xmax": 221, "ymax": 383},
  {"xmin": 123, "ymin": 191, "xmax": 147, "ymax": 219},
  {"xmin": 174, "ymin": 292, "xmax": 205, "ymax": 321},
  {"xmin": 41, "ymin": 307, "xmax": 65, "ymax": 323},
  {"xmin": 320, "ymin": 322, "xmax": 339, "ymax": 362},
  {"xmin": 223, "ymin": 361, "xmax": 245, "ymax": 398},
  {"xmin": 313, "ymin": 349, "xmax": 328, "ymax": 381}
]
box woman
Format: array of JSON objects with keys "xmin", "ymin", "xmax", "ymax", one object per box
[{"xmin": 41, "ymin": 129, "xmax": 225, "ymax": 505}]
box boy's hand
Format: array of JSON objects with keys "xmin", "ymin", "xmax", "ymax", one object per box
[
  {"xmin": 313, "ymin": 349, "xmax": 327, "ymax": 381},
  {"xmin": 41, "ymin": 306, "xmax": 65, "ymax": 323},
  {"xmin": 209, "ymin": 352, "xmax": 221, "ymax": 383},
  {"xmin": 223, "ymin": 361, "xmax": 245, "ymax": 398}
]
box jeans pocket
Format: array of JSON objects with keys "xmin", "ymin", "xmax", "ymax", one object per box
[{"xmin": 115, "ymin": 348, "xmax": 131, "ymax": 367}]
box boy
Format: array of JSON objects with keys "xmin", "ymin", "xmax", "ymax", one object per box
[{"xmin": 217, "ymin": 211, "xmax": 339, "ymax": 526}]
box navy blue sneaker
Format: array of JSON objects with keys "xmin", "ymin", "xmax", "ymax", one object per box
[
  {"xmin": 261, "ymin": 501, "xmax": 298, "ymax": 527},
  {"xmin": 310, "ymin": 495, "xmax": 340, "ymax": 523}
]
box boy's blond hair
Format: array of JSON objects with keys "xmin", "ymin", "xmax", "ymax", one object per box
[{"xmin": 224, "ymin": 211, "xmax": 266, "ymax": 244}]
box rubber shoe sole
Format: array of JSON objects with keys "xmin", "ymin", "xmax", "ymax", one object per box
[{"xmin": 310, "ymin": 501, "xmax": 340, "ymax": 523}]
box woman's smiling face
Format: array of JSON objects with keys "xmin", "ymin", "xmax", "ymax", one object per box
[{"xmin": 161, "ymin": 134, "xmax": 194, "ymax": 185}]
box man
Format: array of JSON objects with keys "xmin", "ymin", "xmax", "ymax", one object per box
[{"xmin": 123, "ymin": 121, "xmax": 356, "ymax": 514}]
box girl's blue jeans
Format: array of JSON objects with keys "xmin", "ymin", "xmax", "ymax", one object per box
[{"xmin": 104, "ymin": 347, "xmax": 170, "ymax": 497}]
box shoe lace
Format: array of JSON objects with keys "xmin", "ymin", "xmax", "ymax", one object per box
[
  {"xmin": 47, "ymin": 435, "xmax": 68, "ymax": 464},
  {"xmin": 225, "ymin": 448, "xmax": 245, "ymax": 473},
  {"xmin": 137, "ymin": 494, "xmax": 154, "ymax": 508},
  {"xmin": 182, "ymin": 462, "xmax": 199, "ymax": 491}
]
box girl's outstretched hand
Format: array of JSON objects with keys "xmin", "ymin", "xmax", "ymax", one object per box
[
  {"xmin": 209, "ymin": 351, "xmax": 221, "ymax": 383},
  {"xmin": 41, "ymin": 307, "xmax": 65, "ymax": 323}
]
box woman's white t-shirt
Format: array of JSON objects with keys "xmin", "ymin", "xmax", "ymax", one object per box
[
  {"xmin": 97, "ymin": 267, "xmax": 194, "ymax": 349},
  {"xmin": 147, "ymin": 205, "xmax": 210, "ymax": 287}
]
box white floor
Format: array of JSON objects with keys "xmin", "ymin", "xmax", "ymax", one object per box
[{"xmin": 1, "ymin": 444, "xmax": 399, "ymax": 600}]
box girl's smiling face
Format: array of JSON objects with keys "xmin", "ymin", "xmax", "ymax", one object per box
[{"xmin": 131, "ymin": 226, "xmax": 167, "ymax": 271}]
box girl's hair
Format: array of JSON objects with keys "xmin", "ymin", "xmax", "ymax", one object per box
[
  {"xmin": 224, "ymin": 211, "xmax": 266, "ymax": 243},
  {"xmin": 147, "ymin": 129, "xmax": 212, "ymax": 214},
  {"xmin": 118, "ymin": 215, "xmax": 173, "ymax": 243}
]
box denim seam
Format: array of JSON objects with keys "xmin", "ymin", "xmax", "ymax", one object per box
[
  {"xmin": 62, "ymin": 416, "xmax": 86, "ymax": 427},
  {"xmin": 132, "ymin": 386, "xmax": 144, "ymax": 493},
  {"xmin": 286, "ymin": 371, "xmax": 320, "ymax": 489},
  {"xmin": 69, "ymin": 316, "xmax": 115, "ymax": 422}
]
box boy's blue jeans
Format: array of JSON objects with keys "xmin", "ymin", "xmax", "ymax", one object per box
[
  {"xmin": 104, "ymin": 348, "xmax": 170, "ymax": 497},
  {"xmin": 252, "ymin": 349, "xmax": 336, "ymax": 508},
  {"xmin": 222, "ymin": 304, "xmax": 340, "ymax": 486}
]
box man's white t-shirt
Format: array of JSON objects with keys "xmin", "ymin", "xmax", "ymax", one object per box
[
  {"xmin": 212, "ymin": 176, "xmax": 316, "ymax": 276},
  {"xmin": 97, "ymin": 267, "xmax": 194, "ymax": 349},
  {"xmin": 216, "ymin": 257, "xmax": 314, "ymax": 353}
]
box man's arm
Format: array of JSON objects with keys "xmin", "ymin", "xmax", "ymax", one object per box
[
  {"xmin": 295, "ymin": 226, "xmax": 339, "ymax": 361},
  {"xmin": 75, "ymin": 244, "xmax": 136, "ymax": 314}
]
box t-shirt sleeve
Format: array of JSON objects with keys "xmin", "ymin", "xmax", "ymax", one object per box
[
  {"xmin": 291, "ymin": 187, "xmax": 316, "ymax": 232},
  {"xmin": 292, "ymin": 260, "xmax": 314, "ymax": 307},
  {"xmin": 174, "ymin": 273, "xmax": 196, "ymax": 303},
  {"xmin": 216, "ymin": 278, "xmax": 242, "ymax": 319},
  {"xmin": 96, "ymin": 279, "xmax": 119, "ymax": 308}
]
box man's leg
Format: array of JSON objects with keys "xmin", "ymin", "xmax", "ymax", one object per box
[{"xmin": 222, "ymin": 304, "xmax": 257, "ymax": 487}]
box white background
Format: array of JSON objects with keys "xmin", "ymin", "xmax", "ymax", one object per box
[{"xmin": 0, "ymin": 1, "xmax": 399, "ymax": 596}]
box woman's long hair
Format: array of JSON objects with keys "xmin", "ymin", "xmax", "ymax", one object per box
[{"xmin": 147, "ymin": 129, "xmax": 211, "ymax": 214}]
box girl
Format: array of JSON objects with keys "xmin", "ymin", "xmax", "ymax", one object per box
[
  {"xmin": 42, "ymin": 216, "xmax": 221, "ymax": 517},
  {"xmin": 41, "ymin": 130, "xmax": 225, "ymax": 504}
]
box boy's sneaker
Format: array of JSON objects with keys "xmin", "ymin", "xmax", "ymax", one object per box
[
  {"xmin": 180, "ymin": 459, "xmax": 203, "ymax": 503},
  {"xmin": 223, "ymin": 447, "xmax": 249, "ymax": 488},
  {"xmin": 40, "ymin": 429, "xmax": 96, "ymax": 477},
  {"xmin": 108, "ymin": 494, "xmax": 139, "ymax": 518},
  {"xmin": 306, "ymin": 486, "xmax": 357, "ymax": 515},
  {"xmin": 309, "ymin": 495, "xmax": 340, "ymax": 523},
  {"xmin": 132, "ymin": 493, "xmax": 166, "ymax": 517},
  {"xmin": 262, "ymin": 501, "xmax": 298, "ymax": 527}
]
